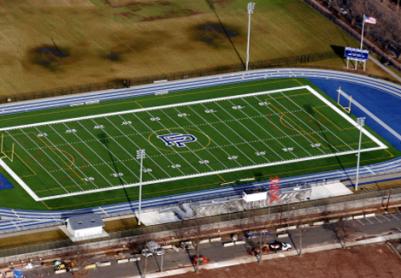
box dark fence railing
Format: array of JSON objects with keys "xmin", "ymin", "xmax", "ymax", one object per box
[
  {"xmin": 1, "ymin": 186, "xmax": 400, "ymax": 258},
  {"xmin": 0, "ymin": 50, "xmax": 347, "ymax": 105}
]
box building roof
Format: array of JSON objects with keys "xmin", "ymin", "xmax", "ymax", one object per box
[{"xmin": 67, "ymin": 213, "xmax": 103, "ymax": 230}]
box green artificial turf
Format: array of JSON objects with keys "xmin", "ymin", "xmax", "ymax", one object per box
[{"xmin": 0, "ymin": 78, "xmax": 398, "ymax": 210}]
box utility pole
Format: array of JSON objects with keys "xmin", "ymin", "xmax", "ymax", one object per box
[
  {"xmin": 136, "ymin": 149, "xmax": 146, "ymax": 225},
  {"xmin": 160, "ymin": 252, "xmax": 164, "ymax": 272},
  {"xmin": 355, "ymin": 117, "xmax": 365, "ymax": 191},
  {"xmin": 257, "ymin": 230, "xmax": 263, "ymax": 264},
  {"xmin": 299, "ymin": 224, "xmax": 303, "ymax": 256},
  {"xmin": 143, "ymin": 255, "xmax": 148, "ymax": 278},
  {"xmin": 245, "ymin": 2, "xmax": 255, "ymax": 71}
]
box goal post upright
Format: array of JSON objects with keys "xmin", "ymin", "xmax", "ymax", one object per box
[
  {"xmin": 10, "ymin": 143, "xmax": 15, "ymax": 162},
  {"xmin": 0, "ymin": 133, "xmax": 15, "ymax": 162},
  {"xmin": 0, "ymin": 133, "xmax": 4, "ymax": 154},
  {"xmin": 336, "ymin": 87, "xmax": 352, "ymax": 113}
]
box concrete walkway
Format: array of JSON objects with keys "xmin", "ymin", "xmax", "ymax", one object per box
[{"xmin": 69, "ymin": 210, "xmax": 401, "ymax": 278}]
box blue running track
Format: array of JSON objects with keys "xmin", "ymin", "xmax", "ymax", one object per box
[{"xmin": 0, "ymin": 68, "xmax": 400, "ymax": 234}]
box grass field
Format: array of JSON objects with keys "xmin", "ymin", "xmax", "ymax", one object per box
[
  {"xmin": 0, "ymin": 0, "xmax": 393, "ymax": 98},
  {"xmin": 0, "ymin": 78, "xmax": 398, "ymax": 210}
]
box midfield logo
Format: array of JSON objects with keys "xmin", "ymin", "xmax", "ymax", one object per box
[{"xmin": 157, "ymin": 133, "xmax": 197, "ymax": 148}]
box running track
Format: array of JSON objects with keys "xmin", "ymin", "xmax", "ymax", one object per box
[{"xmin": 0, "ymin": 68, "xmax": 400, "ymax": 234}]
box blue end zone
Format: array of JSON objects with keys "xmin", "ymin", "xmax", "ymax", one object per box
[
  {"xmin": 0, "ymin": 173, "xmax": 13, "ymax": 190},
  {"xmin": 308, "ymin": 78, "xmax": 401, "ymax": 151}
]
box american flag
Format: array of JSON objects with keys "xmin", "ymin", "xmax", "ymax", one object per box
[{"xmin": 364, "ymin": 15, "xmax": 377, "ymax": 24}]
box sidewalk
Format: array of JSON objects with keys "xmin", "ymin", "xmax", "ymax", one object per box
[
  {"xmin": 87, "ymin": 211, "xmax": 401, "ymax": 278},
  {"xmin": 22, "ymin": 210, "xmax": 401, "ymax": 277}
]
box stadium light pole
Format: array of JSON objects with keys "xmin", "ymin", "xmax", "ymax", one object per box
[
  {"xmin": 360, "ymin": 14, "xmax": 365, "ymax": 49},
  {"xmin": 136, "ymin": 149, "xmax": 146, "ymax": 225},
  {"xmin": 245, "ymin": 2, "xmax": 255, "ymax": 71},
  {"xmin": 355, "ymin": 117, "xmax": 365, "ymax": 191}
]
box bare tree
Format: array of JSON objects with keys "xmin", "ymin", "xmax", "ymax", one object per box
[{"xmin": 330, "ymin": 0, "xmax": 401, "ymax": 58}]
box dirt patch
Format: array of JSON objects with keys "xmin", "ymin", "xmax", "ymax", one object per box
[
  {"xmin": 141, "ymin": 8, "xmax": 199, "ymax": 22},
  {"xmin": 106, "ymin": 0, "xmax": 171, "ymax": 8},
  {"xmin": 190, "ymin": 22, "xmax": 240, "ymax": 48},
  {"xmin": 102, "ymin": 30, "xmax": 168, "ymax": 62},
  {"xmin": 0, "ymin": 0, "xmax": 95, "ymax": 6},
  {"xmin": 173, "ymin": 244, "xmax": 401, "ymax": 278},
  {"xmin": 104, "ymin": 51, "xmax": 122, "ymax": 62},
  {"xmin": 27, "ymin": 44, "xmax": 73, "ymax": 71},
  {"xmin": 108, "ymin": 0, "xmax": 199, "ymax": 22},
  {"xmin": 209, "ymin": 0, "xmax": 234, "ymax": 8}
]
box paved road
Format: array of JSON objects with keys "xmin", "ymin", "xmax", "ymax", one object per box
[{"xmin": 22, "ymin": 209, "xmax": 401, "ymax": 278}]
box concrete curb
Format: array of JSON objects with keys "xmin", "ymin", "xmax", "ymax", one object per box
[{"xmin": 131, "ymin": 232, "xmax": 401, "ymax": 278}]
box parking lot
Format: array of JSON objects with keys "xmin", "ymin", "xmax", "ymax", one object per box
[{"xmin": 7, "ymin": 209, "xmax": 398, "ymax": 278}]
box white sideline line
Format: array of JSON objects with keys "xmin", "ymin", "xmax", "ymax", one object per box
[
  {"xmin": 338, "ymin": 88, "xmax": 401, "ymax": 142},
  {"xmin": 305, "ymin": 87, "xmax": 387, "ymax": 149},
  {"xmin": 0, "ymin": 85, "xmax": 388, "ymax": 202},
  {"xmin": 35, "ymin": 146, "xmax": 384, "ymax": 201},
  {"xmin": 281, "ymin": 92, "xmax": 352, "ymax": 151},
  {"xmin": 0, "ymin": 159, "xmax": 40, "ymax": 201},
  {"xmin": 255, "ymin": 95, "xmax": 314, "ymax": 156},
  {"xmin": 0, "ymin": 86, "xmax": 309, "ymax": 131}
]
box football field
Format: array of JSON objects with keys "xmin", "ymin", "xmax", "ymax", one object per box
[{"xmin": 0, "ymin": 85, "xmax": 387, "ymax": 202}]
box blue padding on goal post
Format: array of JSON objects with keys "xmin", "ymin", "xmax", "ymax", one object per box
[{"xmin": 0, "ymin": 173, "xmax": 13, "ymax": 190}]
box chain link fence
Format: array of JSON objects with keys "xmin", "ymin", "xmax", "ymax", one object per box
[
  {"xmin": 1, "ymin": 51, "xmax": 342, "ymax": 105},
  {"xmin": 1, "ymin": 186, "xmax": 400, "ymax": 259}
]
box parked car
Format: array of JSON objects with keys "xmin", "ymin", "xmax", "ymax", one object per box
[
  {"xmin": 141, "ymin": 249, "xmax": 153, "ymax": 257},
  {"xmin": 268, "ymin": 240, "xmax": 293, "ymax": 251},
  {"xmin": 180, "ymin": 241, "xmax": 194, "ymax": 250},
  {"xmin": 281, "ymin": 242, "xmax": 293, "ymax": 251},
  {"xmin": 154, "ymin": 247, "xmax": 165, "ymax": 256},
  {"xmin": 268, "ymin": 240, "xmax": 282, "ymax": 251}
]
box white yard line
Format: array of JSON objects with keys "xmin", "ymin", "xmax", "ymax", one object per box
[
  {"xmin": 213, "ymin": 101, "xmax": 280, "ymax": 158},
  {"xmin": 8, "ymin": 133, "xmax": 64, "ymax": 193},
  {"xmin": 104, "ymin": 116, "xmax": 160, "ymax": 180},
  {"xmin": 48, "ymin": 125, "xmax": 112, "ymax": 188},
  {"xmin": 266, "ymin": 93, "xmax": 328, "ymax": 154},
  {"xmin": 33, "ymin": 126, "xmax": 90, "ymax": 190},
  {"xmin": 91, "ymin": 118, "xmax": 142, "ymax": 180},
  {"xmin": 305, "ymin": 87, "xmax": 387, "ymax": 149},
  {"xmin": 61, "ymin": 122, "xmax": 130, "ymax": 185},
  {"xmin": 127, "ymin": 113, "xmax": 187, "ymax": 176},
  {"xmin": 175, "ymin": 107, "xmax": 241, "ymax": 166},
  {"xmin": 0, "ymin": 86, "xmax": 309, "ymax": 132},
  {"xmin": 14, "ymin": 129, "xmax": 75, "ymax": 193},
  {"xmin": 0, "ymin": 85, "xmax": 387, "ymax": 201},
  {"xmin": 171, "ymin": 107, "xmax": 229, "ymax": 170},
  {"xmin": 73, "ymin": 122, "xmax": 130, "ymax": 185},
  {"xmin": 142, "ymin": 110, "xmax": 202, "ymax": 174},
  {"xmin": 187, "ymin": 105, "xmax": 254, "ymax": 165},
  {"xmin": 230, "ymin": 98, "xmax": 287, "ymax": 160},
  {"xmin": 252, "ymin": 96, "xmax": 310, "ymax": 157},
  {"xmin": 219, "ymin": 99, "xmax": 282, "ymax": 161},
  {"xmin": 35, "ymin": 146, "xmax": 384, "ymax": 201},
  {"xmin": 281, "ymin": 93, "xmax": 352, "ymax": 151},
  {"xmin": 158, "ymin": 109, "xmax": 218, "ymax": 171}
]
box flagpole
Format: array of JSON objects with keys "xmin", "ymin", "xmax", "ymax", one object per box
[{"xmin": 360, "ymin": 14, "xmax": 365, "ymax": 49}]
